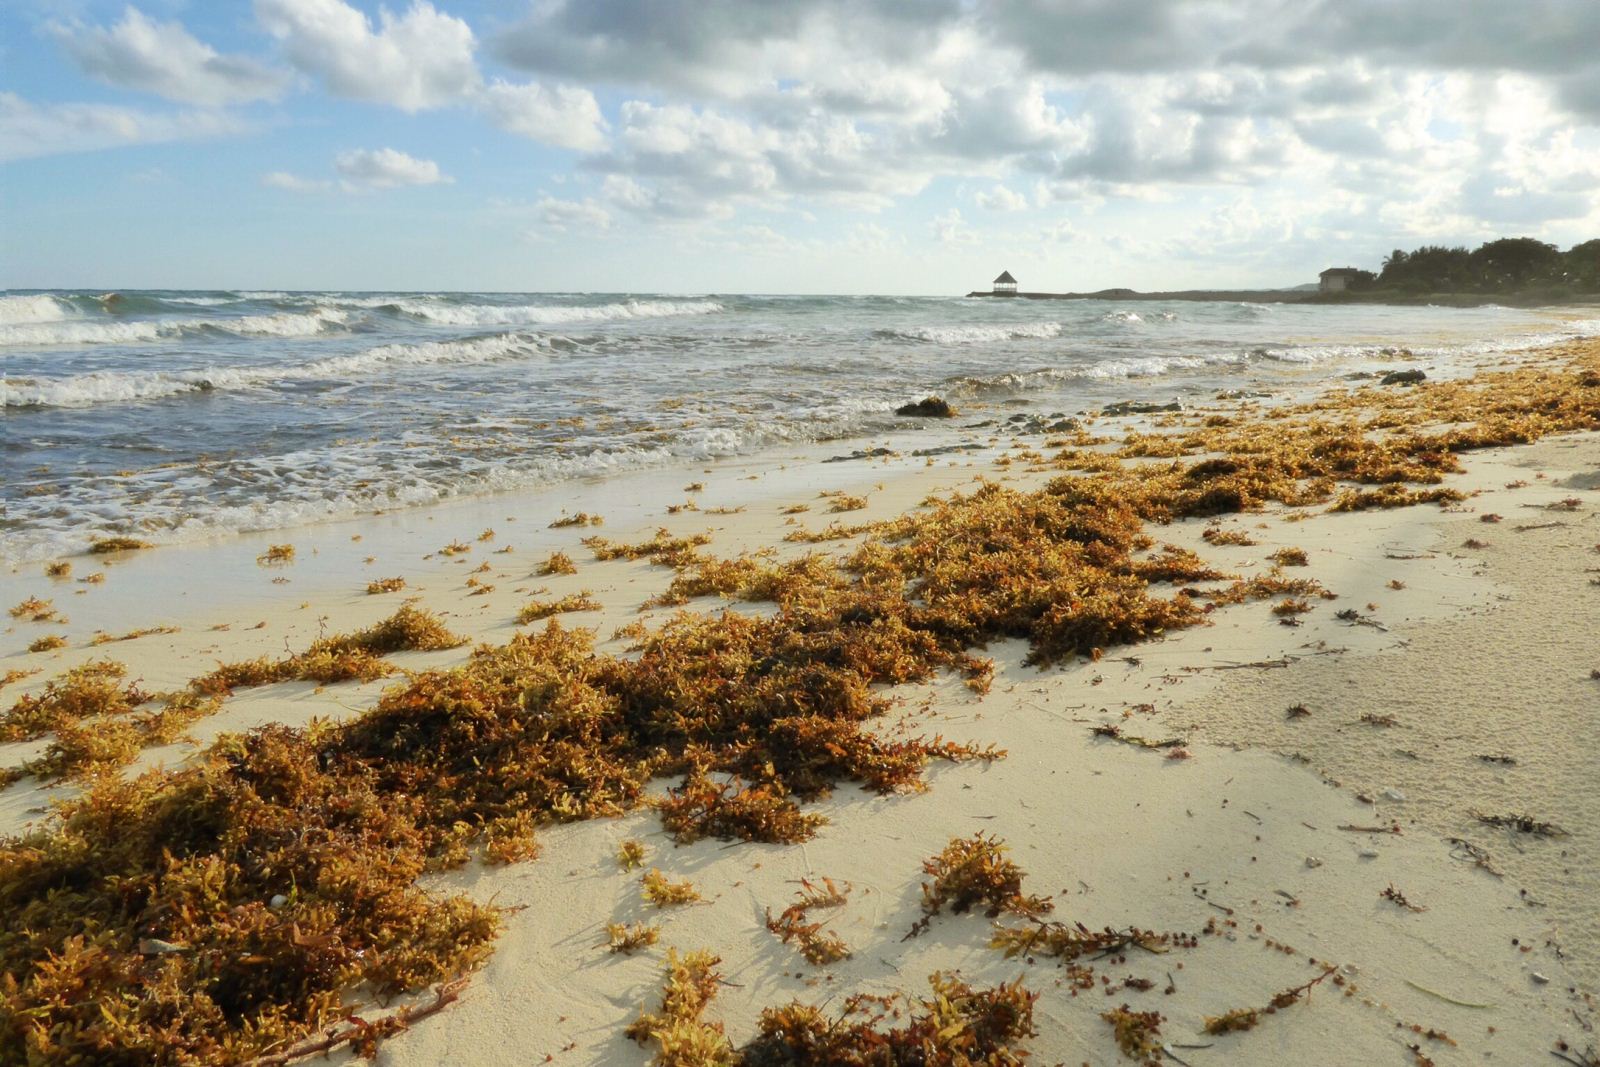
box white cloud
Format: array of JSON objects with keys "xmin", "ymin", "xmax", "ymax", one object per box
[
  {"xmin": 477, "ymin": 80, "xmax": 608, "ymax": 151},
  {"xmin": 22, "ymin": 0, "xmax": 1600, "ymax": 263},
  {"xmin": 334, "ymin": 147, "xmax": 450, "ymax": 189},
  {"xmin": 535, "ymin": 194, "xmax": 612, "ymax": 231},
  {"xmin": 477, "ymin": 0, "xmax": 1600, "ymax": 247},
  {"xmin": 57, "ymin": 7, "xmax": 289, "ymax": 106},
  {"xmin": 975, "ymin": 184, "xmax": 1027, "ymax": 211},
  {"xmin": 587, "ymin": 101, "xmax": 929, "ymax": 220},
  {"xmin": 931, "ymin": 207, "xmax": 975, "ymax": 244},
  {"xmin": 0, "ymin": 91, "xmax": 246, "ymax": 162},
  {"xmin": 263, "ymin": 148, "xmax": 451, "ymax": 192},
  {"xmin": 255, "ymin": 0, "xmax": 478, "ymax": 111},
  {"xmin": 262, "ymin": 170, "xmax": 333, "ymax": 192}
]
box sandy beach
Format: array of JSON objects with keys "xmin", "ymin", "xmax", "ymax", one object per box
[{"xmin": 3, "ymin": 337, "xmax": 1598, "ymax": 1066}]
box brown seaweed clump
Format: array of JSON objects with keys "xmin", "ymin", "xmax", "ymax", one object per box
[
  {"xmin": 657, "ymin": 772, "xmax": 825, "ymax": 844},
  {"xmin": 626, "ymin": 949, "xmax": 731, "ymax": 1063},
  {"xmin": 1201, "ymin": 967, "xmax": 1338, "ymax": 1036},
  {"xmin": 9, "ymin": 597, "xmax": 58, "ymax": 623},
  {"xmin": 86, "ymin": 536, "xmax": 152, "ymax": 554},
  {"xmin": 913, "ymin": 834, "xmax": 1052, "ymax": 929},
  {"xmin": 765, "ymin": 878, "xmax": 851, "ymax": 966},
  {"xmin": 641, "ymin": 869, "xmax": 701, "ymax": 907},
  {"xmin": 0, "ymin": 727, "xmax": 500, "ymax": 1063},
  {"xmin": 626, "ymin": 949, "xmax": 1036, "ymax": 1067},
  {"xmin": 516, "ymin": 591, "xmax": 601, "ymax": 623},
  {"xmin": 0, "ymin": 660, "xmax": 148, "ymax": 742},
  {"xmin": 18, "ymin": 691, "xmax": 222, "ymax": 782},
  {"xmin": 549, "ymin": 511, "xmax": 603, "ymax": 528},
  {"xmin": 990, "ymin": 920, "xmax": 1187, "ymax": 964},
  {"xmin": 742, "ymin": 973, "xmax": 1036, "ymax": 1065},
  {"xmin": 193, "ymin": 605, "xmax": 465, "ymax": 694},
  {"xmin": 584, "ymin": 528, "xmax": 712, "ymax": 565},
  {"xmin": 0, "ymin": 664, "xmax": 226, "ymax": 782},
  {"xmin": 256, "ymin": 544, "xmax": 295, "ymax": 565},
  {"xmin": 1103, "ymin": 1005, "xmax": 1165, "ymax": 1065},
  {"xmin": 605, "ymin": 922, "xmax": 660, "ymax": 955},
  {"xmin": 536, "ymin": 550, "xmax": 578, "ymax": 576}
]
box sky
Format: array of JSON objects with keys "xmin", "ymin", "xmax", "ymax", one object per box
[{"xmin": 3, "ymin": 0, "xmax": 1599, "ymax": 294}]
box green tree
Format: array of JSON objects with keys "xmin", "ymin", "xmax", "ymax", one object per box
[
  {"xmin": 1379, "ymin": 245, "xmax": 1473, "ymax": 290},
  {"xmin": 1470, "ymin": 237, "xmax": 1562, "ymax": 290},
  {"xmin": 1565, "ymin": 239, "xmax": 1600, "ymax": 290}
]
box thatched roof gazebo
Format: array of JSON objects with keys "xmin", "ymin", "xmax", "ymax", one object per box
[{"xmin": 992, "ymin": 270, "xmax": 1017, "ymax": 295}]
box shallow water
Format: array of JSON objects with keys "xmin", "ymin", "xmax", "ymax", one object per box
[{"xmin": 2, "ymin": 289, "xmax": 1594, "ymax": 560}]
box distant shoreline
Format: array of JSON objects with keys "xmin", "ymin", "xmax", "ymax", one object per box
[{"xmin": 966, "ymin": 288, "xmax": 1600, "ymax": 308}]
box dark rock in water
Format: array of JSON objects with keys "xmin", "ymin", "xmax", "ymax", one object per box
[
  {"xmin": 1001, "ymin": 399, "xmax": 1032, "ymax": 407},
  {"xmin": 962, "ymin": 420, "xmax": 996, "ymax": 429},
  {"xmin": 896, "ymin": 396, "xmax": 955, "ymax": 417},
  {"xmin": 1345, "ymin": 371, "xmax": 1378, "ymax": 380},
  {"xmin": 1102, "ymin": 400, "xmax": 1183, "ymax": 416},
  {"xmin": 911, "ymin": 442, "xmax": 987, "ymax": 457},
  {"xmin": 1003, "ymin": 414, "xmax": 1083, "ymax": 435},
  {"xmin": 1380, "ymin": 369, "xmax": 1427, "ymax": 385},
  {"xmin": 823, "ymin": 447, "xmax": 896, "ymax": 464}
]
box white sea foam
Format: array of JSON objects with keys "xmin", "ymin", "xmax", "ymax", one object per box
[
  {"xmin": 0, "ymin": 294, "xmax": 73, "ymax": 324},
  {"xmin": 1, "ymin": 394, "xmax": 902, "ymax": 561},
  {"xmin": 389, "ymin": 298, "xmax": 724, "ymax": 326},
  {"xmin": 0, "ymin": 308, "xmax": 349, "ymax": 347},
  {"xmin": 1080, "ymin": 354, "xmax": 1222, "ymax": 378},
  {"xmin": 946, "ymin": 351, "xmax": 1244, "ymax": 395},
  {"xmin": 2, "ymin": 332, "xmax": 546, "ymax": 408},
  {"xmin": 162, "ymin": 295, "xmax": 248, "ymax": 306},
  {"xmin": 883, "ymin": 322, "xmax": 1065, "ymax": 344}
]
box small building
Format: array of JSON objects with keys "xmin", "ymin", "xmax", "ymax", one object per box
[
  {"xmin": 992, "ymin": 270, "xmax": 1018, "ymax": 295},
  {"xmin": 1318, "ymin": 267, "xmax": 1362, "ymax": 293}
]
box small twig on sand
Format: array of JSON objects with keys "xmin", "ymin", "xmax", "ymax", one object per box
[
  {"xmin": 241, "ymin": 978, "xmax": 467, "ymax": 1067},
  {"xmin": 1447, "ymin": 837, "xmax": 1503, "ymax": 877},
  {"xmin": 1472, "ymin": 811, "xmax": 1569, "ymax": 837},
  {"xmin": 1403, "ymin": 978, "xmax": 1492, "ymax": 1009},
  {"xmin": 1338, "ymin": 823, "xmax": 1402, "ymax": 834},
  {"xmin": 1205, "ymin": 658, "xmax": 1293, "ymax": 671}
]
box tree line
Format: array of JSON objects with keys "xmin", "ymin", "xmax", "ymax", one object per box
[{"xmin": 1338, "ymin": 237, "xmax": 1600, "ymax": 294}]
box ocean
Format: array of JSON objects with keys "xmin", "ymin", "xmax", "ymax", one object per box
[{"xmin": 3, "ymin": 289, "xmax": 1595, "ymax": 563}]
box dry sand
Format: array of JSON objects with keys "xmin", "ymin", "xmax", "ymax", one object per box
[{"xmin": 2, "ymin": 346, "xmax": 1597, "ymax": 1065}]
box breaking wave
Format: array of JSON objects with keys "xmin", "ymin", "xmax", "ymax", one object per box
[
  {"xmin": 387, "ymin": 298, "xmax": 724, "ymax": 327},
  {"xmin": 0, "ymin": 294, "xmax": 74, "ymax": 324},
  {"xmin": 2, "ymin": 332, "xmax": 547, "ymax": 408},
  {"xmin": 0, "ymin": 308, "xmax": 350, "ymax": 347},
  {"xmin": 876, "ymin": 322, "xmax": 1065, "ymax": 344}
]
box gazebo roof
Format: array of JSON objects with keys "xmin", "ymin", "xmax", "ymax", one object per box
[{"xmin": 993, "ymin": 270, "xmax": 1016, "ymax": 284}]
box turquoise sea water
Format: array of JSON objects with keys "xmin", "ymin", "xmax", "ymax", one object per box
[{"xmin": 2, "ymin": 289, "xmax": 1594, "ymax": 560}]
